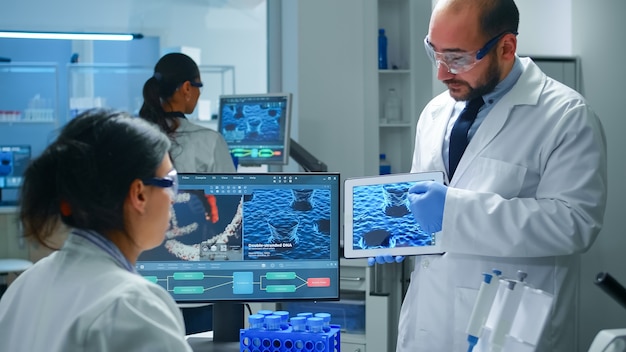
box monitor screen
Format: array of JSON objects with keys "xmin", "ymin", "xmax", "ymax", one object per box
[
  {"xmin": 137, "ymin": 172, "xmax": 341, "ymax": 302},
  {"xmin": 217, "ymin": 93, "xmax": 292, "ymax": 166},
  {"xmin": 0, "ymin": 145, "xmax": 31, "ymax": 203},
  {"xmin": 136, "ymin": 172, "xmax": 340, "ymax": 343}
]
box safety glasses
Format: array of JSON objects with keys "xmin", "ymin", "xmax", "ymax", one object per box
[
  {"xmin": 143, "ymin": 168, "xmax": 178, "ymax": 199},
  {"xmin": 424, "ymin": 31, "xmax": 517, "ymax": 74},
  {"xmin": 189, "ymin": 80, "xmax": 203, "ymax": 93}
]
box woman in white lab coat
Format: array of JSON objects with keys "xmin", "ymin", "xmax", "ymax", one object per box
[
  {"xmin": 394, "ymin": 1, "xmax": 607, "ymax": 351},
  {"xmin": 0, "ymin": 109, "xmax": 193, "ymax": 351}
]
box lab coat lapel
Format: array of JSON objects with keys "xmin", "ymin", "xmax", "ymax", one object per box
[
  {"xmin": 449, "ymin": 57, "xmax": 545, "ymax": 185},
  {"xmin": 427, "ymin": 100, "xmax": 455, "ymax": 179}
]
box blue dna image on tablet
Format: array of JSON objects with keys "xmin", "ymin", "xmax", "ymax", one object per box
[{"xmin": 352, "ymin": 181, "xmax": 435, "ymax": 251}]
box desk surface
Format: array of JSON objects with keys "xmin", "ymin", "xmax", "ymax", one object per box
[
  {"xmin": 0, "ymin": 259, "xmax": 32, "ymax": 274},
  {"xmin": 186, "ymin": 331, "xmax": 240, "ymax": 352}
]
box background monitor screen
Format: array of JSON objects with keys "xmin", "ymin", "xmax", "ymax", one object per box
[
  {"xmin": 218, "ymin": 93, "xmax": 292, "ymax": 166},
  {"xmin": 0, "ymin": 145, "xmax": 31, "ymax": 203},
  {"xmin": 136, "ymin": 172, "xmax": 340, "ymax": 344}
]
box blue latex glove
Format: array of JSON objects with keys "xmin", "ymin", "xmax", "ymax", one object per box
[
  {"xmin": 367, "ymin": 255, "xmax": 405, "ymax": 266},
  {"xmin": 407, "ymin": 180, "xmax": 448, "ymax": 233}
]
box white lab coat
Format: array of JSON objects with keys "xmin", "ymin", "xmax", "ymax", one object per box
[
  {"xmin": 171, "ymin": 117, "xmax": 236, "ymax": 173},
  {"xmin": 397, "ymin": 57, "xmax": 607, "ymax": 352},
  {"xmin": 0, "ymin": 233, "xmax": 193, "ymax": 352}
]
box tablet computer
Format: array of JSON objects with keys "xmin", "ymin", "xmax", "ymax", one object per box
[{"xmin": 343, "ymin": 172, "xmax": 445, "ymax": 259}]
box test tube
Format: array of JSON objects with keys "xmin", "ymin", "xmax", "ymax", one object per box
[
  {"xmin": 257, "ymin": 309, "xmax": 274, "ymax": 316},
  {"xmin": 265, "ymin": 314, "xmax": 282, "ymax": 331},
  {"xmin": 273, "ymin": 310, "xmax": 290, "ymax": 330},
  {"xmin": 290, "ymin": 316, "xmax": 306, "ymax": 332},
  {"xmin": 314, "ymin": 312, "xmax": 332, "ymax": 332},
  {"xmin": 297, "ymin": 312, "xmax": 313, "ymax": 319},
  {"xmin": 307, "ymin": 317, "xmax": 324, "ymax": 333},
  {"xmin": 248, "ymin": 314, "xmax": 265, "ymax": 330}
]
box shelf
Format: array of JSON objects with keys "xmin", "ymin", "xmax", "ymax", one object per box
[
  {"xmin": 379, "ymin": 122, "xmax": 412, "ymax": 128},
  {"xmin": 379, "ymin": 69, "xmax": 410, "ymax": 74},
  {"xmin": 0, "ymin": 120, "xmax": 55, "ymax": 124}
]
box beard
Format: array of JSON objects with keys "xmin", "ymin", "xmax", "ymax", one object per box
[{"xmin": 444, "ymin": 54, "xmax": 501, "ymax": 101}]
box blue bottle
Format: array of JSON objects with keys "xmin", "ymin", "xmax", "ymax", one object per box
[{"xmin": 378, "ymin": 28, "xmax": 388, "ymax": 69}]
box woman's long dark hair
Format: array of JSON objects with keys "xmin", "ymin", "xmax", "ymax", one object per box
[
  {"xmin": 19, "ymin": 108, "xmax": 171, "ymax": 249},
  {"xmin": 139, "ymin": 52, "xmax": 200, "ymax": 137}
]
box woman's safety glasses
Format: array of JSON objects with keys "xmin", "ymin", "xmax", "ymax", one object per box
[{"xmin": 143, "ymin": 168, "xmax": 178, "ymax": 200}]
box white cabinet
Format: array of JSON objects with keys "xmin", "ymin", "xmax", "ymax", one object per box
[
  {"xmin": 340, "ymin": 258, "xmax": 403, "ymax": 352},
  {"xmin": 372, "ymin": 0, "xmax": 433, "ymax": 175}
]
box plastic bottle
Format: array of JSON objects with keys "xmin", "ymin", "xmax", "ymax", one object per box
[
  {"xmin": 384, "ymin": 88, "xmax": 402, "ymax": 122},
  {"xmin": 379, "ymin": 153, "xmax": 391, "ymax": 175},
  {"xmin": 378, "ymin": 28, "xmax": 388, "ymax": 69}
]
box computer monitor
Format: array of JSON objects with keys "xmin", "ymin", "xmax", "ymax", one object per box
[
  {"xmin": 136, "ymin": 172, "xmax": 341, "ymax": 344},
  {"xmin": 0, "ymin": 145, "xmax": 31, "ymax": 204},
  {"xmin": 218, "ymin": 93, "xmax": 292, "ymax": 166}
]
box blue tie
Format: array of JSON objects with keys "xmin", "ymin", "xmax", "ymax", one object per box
[{"xmin": 449, "ymin": 97, "xmax": 485, "ymax": 179}]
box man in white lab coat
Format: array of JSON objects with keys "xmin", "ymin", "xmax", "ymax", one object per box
[{"xmin": 387, "ymin": 0, "xmax": 607, "ymax": 351}]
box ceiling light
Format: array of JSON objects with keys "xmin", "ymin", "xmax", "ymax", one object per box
[{"xmin": 0, "ymin": 31, "xmax": 143, "ymax": 41}]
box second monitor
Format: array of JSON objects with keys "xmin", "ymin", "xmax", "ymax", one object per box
[{"xmin": 218, "ymin": 93, "xmax": 292, "ymax": 166}]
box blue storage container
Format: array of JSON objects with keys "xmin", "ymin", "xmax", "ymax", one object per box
[{"xmin": 240, "ymin": 324, "xmax": 341, "ymax": 352}]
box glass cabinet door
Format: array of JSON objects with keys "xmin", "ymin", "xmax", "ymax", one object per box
[{"xmin": 67, "ymin": 63, "xmax": 153, "ymax": 119}]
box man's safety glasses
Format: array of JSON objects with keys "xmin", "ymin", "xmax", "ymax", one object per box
[
  {"xmin": 143, "ymin": 168, "xmax": 178, "ymax": 199},
  {"xmin": 424, "ymin": 31, "xmax": 517, "ymax": 74}
]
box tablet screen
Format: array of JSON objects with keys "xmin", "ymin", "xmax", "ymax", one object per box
[{"xmin": 343, "ymin": 172, "xmax": 445, "ymax": 259}]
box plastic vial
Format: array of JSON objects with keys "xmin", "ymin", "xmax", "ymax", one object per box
[
  {"xmin": 314, "ymin": 312, "xmax": 332, "ymax": 332},
  {"xmin": 379, "ymin": 154, "xmax": 392, "ymax": 175},
  {"xmin": 248, "ymin": 314, "xmax": 265, "ymax": 330},
  {"xmin": 290, "ymin": 316, "xmax": 307, "ymax": 332},
  {"xmin": 273, "ymin": 311, "xmax": 290, "ymax": 323},
  {"xmin": 273, "ymin": 310, "xmax": 290, "ymax": 330},
  {"xmin": 297, "ymin": 312, "xmax": 313, "ymax": 319},
  {"xmin": 384, "ymin": 88, "xmax": 402, "ymax": 122},
  {"xmin": 265, "ymin": 315, "xmax": 282, "ymax": 331},
  {"xmin": 307, "ymin": 317, "xmax": 324, "ymax": 333},
  {"xmin": 378, "ymin": 28, "xmax": 388, "ymax": 69}
]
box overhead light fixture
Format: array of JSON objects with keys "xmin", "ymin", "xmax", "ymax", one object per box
[{"xmin": 0, "ymin": 30, "xmax": 143, "ymax": 41}]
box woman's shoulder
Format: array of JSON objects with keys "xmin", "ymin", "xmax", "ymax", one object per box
[{"xmin": 176, "ymin": 119, "xmax": 224, "ymax": 144}]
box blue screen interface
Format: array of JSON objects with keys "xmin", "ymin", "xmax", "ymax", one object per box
[{"xmin": 137, "ymin": 172, "xmax": 341, "ymax": 303}]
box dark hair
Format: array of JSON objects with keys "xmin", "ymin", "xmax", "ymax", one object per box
[
  {"xmin": 139, "ymin": 52, "xmax": 200, "ymax": 136},
  {"xmin": 19, "ymin": 108, "xmax": 171, "ymax": 248},
  {"xmin": 479, "ymin": 0, "xmax": 519, "ymax": 38}
]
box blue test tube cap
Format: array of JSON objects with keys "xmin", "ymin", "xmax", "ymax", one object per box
[
  {"xmin": 314, "ymin": 312, "xmax": 331, "ymax": 323},
  {"xmin": 297, "ymin": 312, "xmax": 313, "ymax": 319},
  {"xmin": 248, "ymin": 314, "xmax": 265, "ymax": 329},
  {"xmin": 307, "ymin": 317, "xmax": 324, "ymax": 333},
  {"xmin": 257, "ymin": 309, "xmax": 273, "ymax": 316},
  {"xmin": 265, "ymin": 314, "xmax": 282, "ymax": 330},
  {"xmin": 273, "ymin": 310, "xmax": 290, "ymax": 323},
  {"xmin": 290, "ymin": 316, "xmax": 306, "ymax": 331},
  {"xmin": 481, "ymin": 272, "xmax": 493, "ymax": 284}
]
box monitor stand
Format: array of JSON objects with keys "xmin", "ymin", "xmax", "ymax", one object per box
[{"xmin": 186, "ymin": 303, "xmax": 243, "ymax": 352}]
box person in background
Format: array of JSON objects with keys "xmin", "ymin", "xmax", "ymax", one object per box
[
  {"xmin": 140, "ymin": 52, "xmax": 236, "ymax": 335},
  {"xmin": 372, "ymin": 0, "xmax": 608, "ymax": 351},
  {"xmin": 0, "ymin": 108, "xmax": 193, "ymax": 352},
  {"xmin": 139, "ymin": 52, "xmax": 236, "ymax": 173}
]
